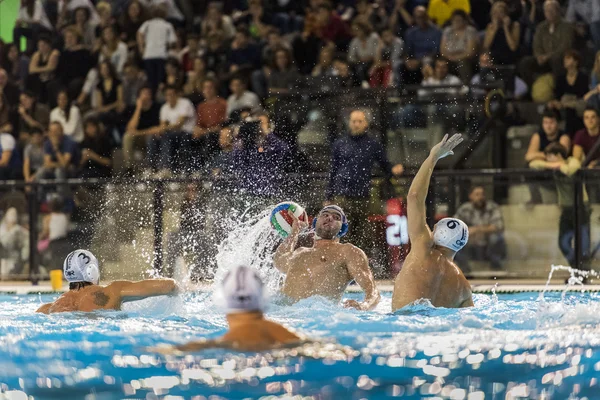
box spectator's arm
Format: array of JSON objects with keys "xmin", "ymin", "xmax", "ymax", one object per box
[
  {"xmin": 54, "ymin": 148, "xmax": 72, "ymax": 168},
  {"xmin": 44, "ymin": 154, "xmax": 59, "ymax": 169},
  {"xmin": 505, "ymin": 21, "xmax": 521, "ymax": 52},
  {"xmin": 560, "ymin": 135, "xmax": 571, "ymax": 154},
  {"xmin": 137, "ymin": 30, "xmax": 145, "ymax": 56},
  {"xmin": 28, "ymin": 52, "xmax": 41, "ymax": 74},
  {"xmin": 126, "ymin": 102, "xmax": 143, "ymax": 133},
  {"xmin": 560, "ymin": 157, "xmax": 581, "ymax": 176},
  {"xmin": 573, "ymin": 144, "xmax": 585, "ymax": 162},
  {"xmin": 482, "ymin": 23, "xmax": 497, "ymax": 51},
  {"xmin": 390, "ymin": 5, "xmax": 413, "ymax": 29},
  {"xmin": 532, "ymin": 25, "xmax": 544, "ymax": 58},
  {"xmin": 0, "ymin": 150, "xmax": 12, "ymax": 167},
  {"xmin": 31, "ymin": 50, "xmax": 60, "ymax": 74},
  {"xmin": 584, "ymin": 84, "xmax": 600, "ymax": 101},
  {"xmin": 85, "ymin": 149, "xmax": 111, "ymax": 167},
  {"xmin": 524, "ymin": 133, "xmax": 546, "ymax": 162},
  {"xmin": 95, "ymin": 89, "xmax": 104, "ymax": 111},
  {"xmin": 486, "ymin": 204, "xmax": 504, "ymax": 233}
]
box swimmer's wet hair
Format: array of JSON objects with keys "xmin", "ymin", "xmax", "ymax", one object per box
[{"xmin": 69, "ymin": 282, "xmax": 93, "ymax": 291}]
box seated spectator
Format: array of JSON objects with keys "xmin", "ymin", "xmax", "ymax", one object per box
[
  {"xmin": 348, "ymin": 21, "xmax": 380, "ymax": 83},
  {"xmin": 311, "ymin": 47, "xmax": 336, "ymax": 77},
  {"xmin": 267, "ymin": 48, "xmax": 301, "ymax": 95},
  {"xmin": 150, "ymin": 85, "xmax": 196, "ymax": 176},
  {"xmin": 454, "ymin": 186, "xmax": 507, "ymax": 273},
  {"xmin": 201, "ymin": 2, "xmax": 236, "ymax": 41},
  {"xmin": 42, "ymin": 121, "xmax": 79, "ymax": 180},
  {"xmin": 27, "ymin": 35, "xmax": 60, "ymax": 105},
  {"xmin": 372, "ymin": 29, "xmax": 403, "ymax": 85},
  {"xmin": 179, "ymin": 34, "xmax": 202, "ymax": 73},
  {"xmin": 79, "ymin": 118, "xmax": 113, "ymax": 178},
  {"xmin": 121, "ymin": 62, "xmax": 148, "ymax": 110},
  {"xmin": 57, "ymin": 0, "xmax": 101, "ymax": 30},
  {"xmin": 427, "ymin": 0, "xmax": 471, "ymax": 28},
  {"xmin": 23, "ymin": 128, "xmax": 45, "ymax": 183},
  {"xmin": 292, "ymin": 23, "xmax": 323, "ymax": 75},
  {"xmin": 419, "ymin": 57, "xmax": 462, "ymax": 97},
  {"xmin": 403, "ymin": 6, "xmax": 442, "ymax": 85},
  {"xmin": 0, "ymin": 208, "xmax": 29, "ymax": 277},
  {"xmin": 314, "ymin": 3, "xmax": 352, "ymax": 50},
  {"xmin": 119, "ymin": 0, "xmax": 148, "ymax": 52},
  {"xmin": 157, "ymin": 58, "xmax": 185, "ymax": 102},
  {"xmin": 95, "ymin": 1, "xmax": 116, "ymax": 36},
  {"xmin": 227, "ymin": 28, "xmax": 262, "ymax": 75},
  {"xmin": 237, "ymin": 0, "xmax": 274, "ymax": 41},
  {"xmin": 122, "ymin": 86, "xmax": 162, "ymax": 172},
  {"xmin": 56, "ymin": 28, "xmax": 94, "ymax": 97},
  {"xmin": 271, "ymin": 0, "xmax": 304, "ymax": 34},
  {"xmin": 18, "ymin": 91, "xmax": 49, "ymax": 144},
  {"xmin": 68, "ymin": 6, "xmax": 96, "ymax": 51},
  {"xmin": 261, "ymin": 28, "xmax": 291, "ymax": 68},
  {"xmin": 470, "ymin": 53, "xmax": 528, "ymax": 99},
  {"xmin": 529, "ymin": 143, "xmax": 590, "ymax": 270},
  {"xmin": 204, "ymin": 33, "xmax": 229, "ymax": 81},
  {"xmin": 440, "ymin": 10, "xmax": 479, "ymax": 82},
  {"xmin": 548, "ymin": 50, "xmax": 588, "ymax": 136},
  {"xmin": 518, "ymin": 0, "xmax": 575, "ymax": 88},
  {"xmin": 483, "ymin": 1, "xmax": 520, "ymax": 66},
  {"xmin": 1, "ymin": 43, "xmax": 29, "ymax": 91},
  {"xmin": 525, "ymin": 108, "xmax": 571, "ymax": 164},
  {"xmin": 94, "ymin": 60, "xmax": 124, "ymax": 142},
  {"xmin": 183, "ymin": 57, "xmax": 217, "ymax": 102},
  {"xmin": 573, "ymin": 107, "xmax": 600, "ymax": 166},
  {"xmin": 352, "ymin": 0, "xmax": 388, "ymax": 33},
  {"xmin": 333, "ymin": 57, "xmax": 357, "ymax": 87},
  {"xmin": 191, "ymin": 79, "xmax": 227, "ymax": 168},
  {"xmin": 390, "ymin": 0, "xmax": 414, "ymax": 38},
  {"xmin": 226, "ymin": 76, "xmax": 262, "ymax": 117},
  {"xmin": 583, "ymin": 51, "xmax": 600, "ymax": 109},
  {"xmin": 0, "ymin": 131, "xmax": 19, "ymax": 180},
  {"xmin": 137, "ymin": 4, "xmax": 177, "ymax": 94},
  {"xmin": 50, "ymin": 89, "xmax": 84, "ymax": 143},
  {"xmin": 565, "ymin": 0, "xmax": 600, "ymax": 54},
  {"xmin": 13, "ymin": 0, "xmax": 53, "ymax": 54},
  {"xmin": 98, "ymin": 25, "xmax": 128, "ymax": 78}
]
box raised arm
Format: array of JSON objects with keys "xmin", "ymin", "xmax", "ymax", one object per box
[
  {"xmin": 407, "ymin": 134, "xmax": 463, "ymax": 247},
  {"xmin": 343, "ymin": 245, "xmax": 380, "ymax": 311},
  {"xmin": 273, "ymin": 211, "xmax": 307, "ymax": 274},
  {"xmin": 108, "ymin": 279, "xmax": 178, "ymax": 302}
]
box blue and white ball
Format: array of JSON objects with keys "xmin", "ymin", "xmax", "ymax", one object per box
[{"xmin": 270, "ymin": 202, "xmax": 307, "ymax": 238}]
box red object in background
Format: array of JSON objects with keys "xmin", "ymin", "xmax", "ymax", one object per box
[{"xmin": 385, "ymin": 197, "xmax": 411, "ymax": 278}]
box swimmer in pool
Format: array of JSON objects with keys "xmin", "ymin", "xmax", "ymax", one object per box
[
  {"xmin": 392, "ymin": 134, "xmax": 474, "ymax": 311},
  {"xmin": 36, "ymin": 249, "xmax": 178, "ymax": 314},
  {"xmin": 150, "ymin": 265, "xmax": 304, "ymax": 353},
  {"xmin": 273, "ymin": 205, "xmax": 380, "ymax": 310}
]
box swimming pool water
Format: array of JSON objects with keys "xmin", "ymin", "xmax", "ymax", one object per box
[{"xmin": 1, "ymin": 291, "xmax": 599, "ymax": 399}]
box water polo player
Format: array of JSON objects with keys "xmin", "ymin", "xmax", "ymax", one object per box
[
  {"xmin": 149, "ymin": 265, "xmax": 305, "ymax": 353},
  {"xmin": 392, "ymin": 134, "xmax": 474, "ymax": 310},
  {"xmin": 273, "ymin": 205, "xmax": 380, "ymax": 310},
  {"xmin": 37, "ymin": 249, "xmax": 179, "ymax": 313}
]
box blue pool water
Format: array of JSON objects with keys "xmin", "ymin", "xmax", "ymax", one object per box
[{"xmin": 1, "ymin": 291, "xmax": 599, "ymax": 399}]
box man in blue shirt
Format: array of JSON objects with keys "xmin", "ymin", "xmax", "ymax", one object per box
[
  {"xmin": 42, "ymin": 122, "xmax": 79, "ymax": 180},
  {"xmin": 326, "ymin": 109, "xmax": 404, "ymax": 254},
  {"xmin": 403, "ymin": 6, "xmax": 442, "ymax": 85}
]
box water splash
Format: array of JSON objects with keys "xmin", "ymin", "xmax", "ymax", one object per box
[{"xmin": 541, "ymin": 265, "xmax": 599, "ymax": 302}]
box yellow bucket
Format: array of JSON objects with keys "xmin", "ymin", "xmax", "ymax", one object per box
[{"xmin": 50, "ymin": 270, "xmax": 63, "ymax": 291}]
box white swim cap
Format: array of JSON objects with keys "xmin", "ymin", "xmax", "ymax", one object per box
[
  {"xmin": 433, "ymin": 218, "xmax": 469, "ymax": 252},
  {"xmin": 213, "ymin": 265, "xmax": 267, "ymax": 314},
  {"xmin": 63, "ymin": 249, "xmax": 100, "ymax": 285}
]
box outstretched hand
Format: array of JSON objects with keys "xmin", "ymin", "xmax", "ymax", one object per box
[
  {"xmin": 430, "ymin": 134, "xmax": 463, "ymax": 161},
  {"xmin": 289, "ymin": 210, "xmax": 308, "ymax": 236}
]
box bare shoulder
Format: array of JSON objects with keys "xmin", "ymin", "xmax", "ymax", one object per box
[
  {"xmin": 340, "ymin": 243, "xmax": 367, "ymax": 258},
  {"xmin": 36, "ymin": 303, "xmax": 52, "ymax": 314}
]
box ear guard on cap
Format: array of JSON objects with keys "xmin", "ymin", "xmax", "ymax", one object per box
[{"xmin": 312, "ymin": 205, "xmax": 349, "ymax": 238}]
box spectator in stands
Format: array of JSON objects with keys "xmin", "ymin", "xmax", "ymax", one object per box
[
  {"xmin": 348, "ymin": 21, "xmax": 380, "ymax": 84},
  {"xmin": 369, "ymin": 28, "xmax": 403, "ymax": 87},
  {"xmin": 454, "ymin": 186, "xmax": 506, "ymax": 272},
  {"xmin": 13, "ymin": 0, "xmax": 53, "ymax": 54},
  {"xmin": 573, "ymin": 107, "xmax": 600, "ymax": 166},
  {"xmin": 70, "ymin": 6, "xmax": 97, "ymax": 50},
  {"xmin": 95, "ymin": 1, "xmax": 116, "ymax": 35},
  {"xmin": 353, "ymin": 0, "xmax": 388, "ymax": 33},
  {"xmin": 314, "ymin": 3, "xmax": 352, "ymax": 50},
  {"xmin": 272, "ymin": 0, "xmax": 304, "ymax": 34},
  {"xmin": 27, "ymin": 35, "xmax": 60, "ymax": 105},
  {"xmin": 332, "ymin": 57, "xmax": 356, "ymax": 87},
  {"xmin": 18, "ymin": 91, "xmax": 49, "ymax": 144},
  {"xmin": 482, "ymin": 1, "xmax": 520, "ymax": 66},
  {"xmin": 390, "ymin": 0, "xmax": 414, "ymax": 38},
  {"xmin": 548, "ymin": 50, "xmax": 588, "ymax": 137},
  {"xmin": 525, "ymin": 108, "xmax": 571, "ymax": 164},
  {"xmin": 326, "ymin": 109, "xmax": 403, "ymax": 253},
  {"xmin": 179, "ymin": 34, "xmax": 202, "ymax": 73},
  {"xmin": 183, "ymin": 57, "xmax": 216, "ymax": 102},
  {"xmin": 99, "ymin": 25, "xmax": 128, "ymax": 78},
  {"xmin": 204, "ymin": 33, "xmax": 229, "ymax": 81},
  {"xmin": 1, "ymin": 43, "xmax": 29, "ymax": 91},
  {"xmin": 228, "ymin": 28, "xmax": 262, "ymax": 75},
  {"xmin": 0, "ymin": 130, "xmax": 19, "ymax": 180},
  {"xmin": 226, "ymin": 76, "xmax": 262, "ymax": 117},
  {"xmin": 0, "ymin": 68, "xmax": 20, "ymax": 108},
  {"xmin": 237, "ymin": 0, "xmax": 274, "ymax": 40},
  {"xmin": 403, "ymin": 6, "xmax": 442, "ymax": 85},
  {"xmin": 267, "ymin": 48, "xmax": 301, "ymax": 95},
  {"xmin": 470, "ymin": 53, "xmax": 528, "ymax": 99},
  {"xmin": 42, "ymin": 121, "xmax": 79, "ymax": 180},
  {"xmin": 518, "ymin": 0, "xmax": 575, "ymax": 87},
  {"xmin": 121, "ymin": 62, "xmax": 147, "ymax": 110},
  {"xmin": 50, "ymin": 89, "xmax": 84, "ymax": 143},
  {"xmin": 191, "ymin": 79, "xmax": 227, "ymax": 168},
  {"xmin": 311, "ymin": 47, "xmax": 336, "ymax": 77},
  {"xmin": 56, "ymin": 28, "xmax": 93, "ymax": 97},
  {"xmin": 123, "ymin": 86, "xmax": 162, "ymax": 172},
  {"xmin": 94, "ymin": 60, "xmax": 124, "ymax": 142},
  {"xmin": 440, "ymin": 10, "xmax": 479, "ymax": 82},
  {"xmin": 566, "ymin": 0, "xmax": 600, "ymax": 54},
  {"xmin": 292, "ymin": 17, "xmax": 323, "ymax": 75},
  {"xmin": 201, "ymin": 2, "xmax": 236, "ymax": 41},
  {"xmin": 119, "ymin": 0, "xmax": 148, "ymax": 52},
  {"xmin": 0, "ymin": 207, "xmax": 29, "ymax": 277},
  {"xmin": 261, "ymin": 28, "xmax": 291, "ymax": 68},
  {"xmin": 529, "ymin": 143, "xmax": 590, "ymax": 271},
  {"xmin": 137, "ymin": 4, "xmax": 177, "ymax": 94},
  {"xmin": 23, "ymin": 128, "xmax": 45, "ymax": 183},
  {"xmin": 0, "ymin": 95, "xmax": 14, "ymax": 139},
  {"xmin": 419, "ymin": 56, "xmax": 462, "ymax": 96},
  {"xmin": 427, "ymin": 0, "xmax": 471, "ymax": 28},
  {"xmin": 584, "ymin": 51, "xmax": 600, "ymax": 110},
  {"xmin": 79, "ymin": 118, "xmax": 113, "ymax": 178},
  {"xmin": 152, "ymin": 85, "xmax": 196, "ymax": 176}
]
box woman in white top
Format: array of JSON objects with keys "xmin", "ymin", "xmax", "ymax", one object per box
[
  {"xmin": 14, "ymin": 0, "xmax": 53, "ymax": 53},
  {"xmin": 50, "ymin": 90, "xmax": 84, "ymax": 142},
  {"xmin": 98, "ymin": 25, "xmax": 128, "ymax": 77}
]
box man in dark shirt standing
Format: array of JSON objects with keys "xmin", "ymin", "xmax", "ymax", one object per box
[{"xmin": 326, "ymin": 109, "xmax": 404, "ymax": 254}]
